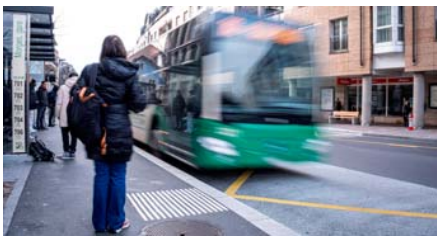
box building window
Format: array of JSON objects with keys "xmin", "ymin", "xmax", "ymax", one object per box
[
  {"xmin": 377, "ymin": 6, "xmax": 392, "ymax": 43},
  {"xmin": 397, "ymin": 6, "xmax": 404, "ymax": 41},
  {"xmin": 264, "ymin": 6, "xmax": 284, "ymax": 16},
  {"xmin": 235, "ymin": 6, "xmax": 258, "ymax": 16},
  {"xmin": 159, "ymin": 25, "xmax": 167, "ymax": 36},
  {"xmin": 435, "ymin": 6, "xmax": 437, "ymax": 41},
  {"xmin": 183, "ymin": 11, "xmax": 188, "ymax": 22},
  {"xmin": 330, "ymin": 18, "xmax": 348, "ymax": 52},
  {"xmin": 176, "ymin": 16, "xmax": 180, "ymax": 26}
]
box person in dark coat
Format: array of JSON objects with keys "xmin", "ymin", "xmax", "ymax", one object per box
[
  {"xmin": 402, "ymin": 98, "xmax": 412, "ymax": 127},
  {"xmin": 29, "ymin": 79, "xmax": 38, "ymax": 133},
  {"xmin": 47, "ymin": 82, "xmax": 59, "ymax": 127},
  {"xmin": 3, "ymin": 85, "xmax": 12, "ymax": 126},
  {"xmin": 172, "ymin": 90, "xmax": 186, "ymax": 131},
  {"xmin": 335, "ymin": 98, "xmax": 344, "ymax": 111},
  {"xmin": 78, "ymin": 35, "xmax": 146, "ymax": 234},
  {"xmin": 36, "ymin": 80, "xmax": 49, "ymax": 130}
]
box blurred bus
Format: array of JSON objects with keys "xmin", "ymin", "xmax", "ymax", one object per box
[{"xmin": 131, "ymin": 12, "xmax": 328, "ymax": 169}]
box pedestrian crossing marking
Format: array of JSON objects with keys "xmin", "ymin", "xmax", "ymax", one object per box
[{"xmin": 127, "ymin": 188, "xmax": 228, "ymax": 221}]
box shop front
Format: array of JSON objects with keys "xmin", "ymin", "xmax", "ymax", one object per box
[{"xmin": 334, "ymin": 75, "xmax": 436, "ymax": 127}]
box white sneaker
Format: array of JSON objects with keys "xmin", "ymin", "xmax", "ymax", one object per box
[{"xmin": 112, "ymin": 219, "xmax": 130, "ymax": 234}]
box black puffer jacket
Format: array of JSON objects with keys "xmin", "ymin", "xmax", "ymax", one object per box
[{"xmin": 79, "ymin": 58, "xmax": 147, "ymax": 162}]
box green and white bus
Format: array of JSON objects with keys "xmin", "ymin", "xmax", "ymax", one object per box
[{"xmin": 131, "ymin": 12, "xmax": 328, "ymax": 169}]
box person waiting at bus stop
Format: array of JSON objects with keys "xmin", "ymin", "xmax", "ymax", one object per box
[
  {"xmin": 56, "ymin": 71, "xmax": 78, "ymax": 160},
  {"xmin": 173, "ymin": 90, "xmax": 186, "ymax": 131},
  {"xmin": 402, "ymin": 98, "xmax": 412, "ymax": 127},
  {"xmin": 79, "ymin": 35, "xmax": 147, "ymax": 234},
  {"xmin": 48, "ymin": 80, "xmax": 59, "ymax": 127},
  {"xmin": 36, "ymin": 80, "xmax": 49, "ymax": 130}
]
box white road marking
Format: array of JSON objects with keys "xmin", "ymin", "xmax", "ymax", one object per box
[
  {"xmin": 127, "ymin": 188, "xmax": 229, "ymax": 222},
  {"xmin": 127, "ymin": 194, "xmax": 148, "ymax": 221}
]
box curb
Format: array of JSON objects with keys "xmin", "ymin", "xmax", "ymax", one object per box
[
  {"xmin": 321, "ymin": 127, "xmax": 436, "ymax": 142},
  {"xmin": 361, "ymin": 133, "xmax": 437, "ymax": 142},
  {"xmin": 134, "ymin": 147, "xmax": 299, "ymax": 236}
]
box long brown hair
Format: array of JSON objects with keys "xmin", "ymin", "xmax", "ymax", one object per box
[{"xmin": 99, "ymin": 35, "xmax": 127, "ymax": 61}]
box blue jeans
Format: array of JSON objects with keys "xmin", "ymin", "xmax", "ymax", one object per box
[{"xmin": 92, "ymin": 160, "xmax": 127, "ymax": 232}]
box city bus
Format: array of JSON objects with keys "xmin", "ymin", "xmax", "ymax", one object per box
[{"xmin": 131, "ymin": 12, "xmax": 328, "ymax": 169}]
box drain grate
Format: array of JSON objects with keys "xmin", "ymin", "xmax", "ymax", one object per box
[
  {"xmin": 127, "ymin": 188, "xmax": 228, "ymax": 222},
  {"xmin": 140, "ymin": 220, "xmax": 223, "ymax": 236}
]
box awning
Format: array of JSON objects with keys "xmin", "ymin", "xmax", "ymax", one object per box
[{"xmin": 3, "ymin": 6, "xmax": 55, "ymax": 61}]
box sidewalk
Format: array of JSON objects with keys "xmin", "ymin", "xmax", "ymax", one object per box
[
  {"xmin": 5, "ymin": 127, "xmax": 295, "ymax": 236},
  {"xmin": 3, "ymin": 154, "xmax": 33, "ymax": 235},
  {"xmin": 321, "ymin": 123, "xmax": 437, "ymax": 141}
]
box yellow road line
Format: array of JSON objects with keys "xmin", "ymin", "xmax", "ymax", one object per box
[
  {"xmin": 234, "ymin": 194, "xmax": 437, "ymax": 219},
  {"xmin": 337, "ymin": 139, "xmax": 437, "ymax": 149},
  {"xmin": 225, "ymin": 170, "xmax": 254, "ymax": 196}
]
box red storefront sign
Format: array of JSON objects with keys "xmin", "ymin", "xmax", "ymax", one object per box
[{"xmin": 337, "ymin": 77, "xmax": 413, "ymax": 85}]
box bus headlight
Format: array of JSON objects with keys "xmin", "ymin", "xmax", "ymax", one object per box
[
  {"xmin": 303, "ymin": 139, "xmax": 332, "ymax": 154},
  {"xmin": 197, "ymin": 137, "xmax": 239, "ymax": 156}
]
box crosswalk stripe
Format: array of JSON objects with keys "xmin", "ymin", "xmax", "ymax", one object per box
[
  {"xmin": 127, "ymin": 188, "xmax": 229, "ymax": 222},
  {"xmin": 146, "ymin": 192, "xmax": 173, "ymax": 219},
  {"xmin": 162, "ymin": 190, "xmax": 191, "ymax": 216},
  {"xmin": 136, "ymin": 193, "xmax": 159, "ymax": 220},
  {"xmin": 141, "ymin": 192, "xmax": 167, "ymax": 219},
  {"xmin": 192, "ymin": 188, "xmax": 228, "ymax": 211},
  {"xmin": 184, "ymin": 188, "xmax": 220, "ymax": 213},
  {"xmin": 127, "ymin": 194, "xmax": 148, "ymax": 221},
  {"xmin": 150, "ymin": 191, "xmax": 180, "ymax": 218},
  {"xmin": 131, "ymin": 193, "xmax": 153, "ymax": 221},
  {"xmin": 170, "ymin": 189, "xmax": 201, "ymax": 215},
  {"xmin": 174, "ymin": 189, "xmax": 209, "ymax": 214}
]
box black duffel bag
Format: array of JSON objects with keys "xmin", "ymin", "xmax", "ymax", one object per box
[{"xmin": 29, "ymin": 138, "xmax": 55, "ymax": 162}]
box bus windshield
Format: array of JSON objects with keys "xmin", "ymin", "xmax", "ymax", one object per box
[{"xmin": 210, "ymin": 17, "xmax": 314, "ymax": 124}]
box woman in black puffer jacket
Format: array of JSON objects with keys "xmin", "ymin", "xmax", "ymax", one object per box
[{"xmin": 79, "ymin": 35, "xmax": 146, "ymax": 234}]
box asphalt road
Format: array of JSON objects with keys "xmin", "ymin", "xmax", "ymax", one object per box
[
  {"xmin": 327, "ymin": 135, "xmax": 437, "ymax": 188},
  {"xmin": 146, "ymin": 134, "xmax": 437, "ymax": 235}
]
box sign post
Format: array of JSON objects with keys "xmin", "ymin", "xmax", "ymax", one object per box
[{"xmin": 11, "ymin": 14, "xmax": 27, "ymax": 153}]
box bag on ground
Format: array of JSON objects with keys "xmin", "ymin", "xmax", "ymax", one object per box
[{"xmin": 29, "ymin": 138, "xmax": 55, "ymax": 162}]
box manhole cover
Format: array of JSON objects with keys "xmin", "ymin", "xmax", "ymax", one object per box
[{"xmin": 140, "ymin": 220, "xmax": 223, "ymax": 236}]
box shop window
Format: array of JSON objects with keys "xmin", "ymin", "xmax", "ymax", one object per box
[
  {"xmin": 430, "ymin": 84, "xmax": 437, "ymax": 109},
  {"xmin": 347, "ymin": 86, "xmax": 362, "ymax": 112},
  {"xmin": 330, "ymin": 18, "xmax": 348, "ymax": 52},
  {"xmin": 388, "ymin": 85, "xmax": 413, "ymax": 116},
  {"xmin": 372, "ymin": 85, "xmax": 386, "ymax": 115}
]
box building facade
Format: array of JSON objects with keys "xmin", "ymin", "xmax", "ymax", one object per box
[
  {"xmin": 128, "ymin": 6, "xmax": 285, "ymax": 63},
  {"xmin": 285, "ymin": 6, "xmax": 437, "ymax": 128}
]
